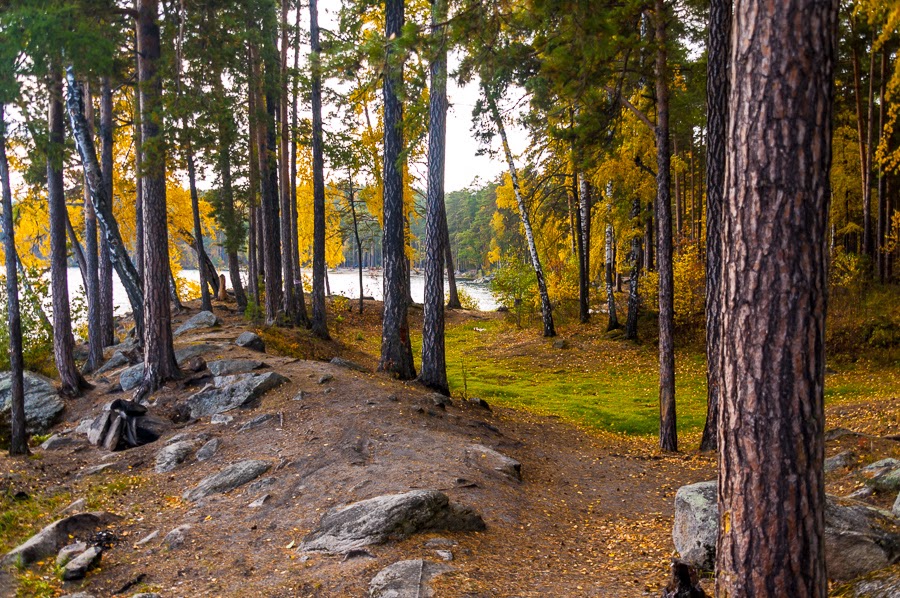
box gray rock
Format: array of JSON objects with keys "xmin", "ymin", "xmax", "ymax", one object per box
[
  {"xmin": 245, "ymin": 476, "xmax": 277, "ymax": 494},
  {"xmin": 134, "ymin": 530, "xmax": 159, "ymax": 547},
  {"xmin": 825, "ymin": 496, "xmax": 900, "ymax": 579},
  {"xmin": 119, "ymin": 363, "xmax": 145, "ymax": 392},
  {"xmin": 238, "ymin": 413, "xmax": 274, "ymax": 432},
  {"xmin": 894, "ymin": 492, "xmax": 900, "ymax": 518},
  {"xmin": 165, "ymin": 433, "xmax": 189, "ymax": 445},
  {"xmin": 55, "ymin": 541, "xmax": 87, "ymax": 566},
  {"xmin": 61, "ymin": 545, "xmax": 101, "ymax": 580},
  {"xmin": 249, "ymin": 494, "xmax": 270, "ymax": 508},
  {"xmin": 868, "ymin": 467, "xmax": 900, "ymax": 493},
  {"xmin": 435, "ymin": 550, "xmax": 453, "ymax": 561},
  {"xmin": 368, "ymin": 559, "xmax": 452, "ymax": 598},
  {"xmin": 95, "ymin": 351, "xmax": 131, "ymax": 375},
  {"xmin": 330, "ymin": 357, "xmax": 370, "ymax": 373},
  {"xmin": 844, "ymin": 573, "xmax": 900, "ymax": 598},
  {"xmin": 183, "ymin": 460, "xmax": 271, "ymax": 502},
  {"xmin": 207, "ymin": 359, "xmax": 263, "ymax": 377},
  {"xmin": 672, "ymin": 480, "xmax": 718, "ymax": 571},
  {"xmin": 235, "ymin": 331, "xmax": 265, "ymax": 352},
  {"xmin": 174, "ymin": 310, "xmax": 222, "ymax": 336},
  {"xmin": 301, "ymin": 490, "xmax": 485, "ymax": 554},
  {"xmin": 40, "ymin": 434, "xmax": 81, "ymax": 451},
  {"xmin": 825, "ymin": 450, "xmax": 855, "ymax": 473},
  {"xmin": 155, "ymin": 440, "xmax": 195, "ymax": 473},
  {"xmin": 174, "ymin": 343, "xmax": 220, "ymax": 364},
  {"xmin": 210, "ymin": 413, "xmax": 233, "ymax": 425},
  {"xmin": 196, "ymin": 438, "xmax": 220, "ymax": 462},
  {"xmin": 59, "ymin": 498, "xmax": 86, "ymax": 515},
  {"xmin": 80, "ymin": 463, "xmax": 116, "ymax": 476},
  {"xmin": 423, "ymin": 538, "xmax": 457, "ymax": 548},
  {"xmin": 185, "ymin": 372, "xmax": 288, "ymax": 418},
  {"xmin": 468, "ymin": 397, "xmax": 491, "ymax": 410},
  {"xmin": 552, "ymin": 339, "xmax": 568, "ymax": 349},
  {"xmin": 132, "ymin": 594, "xmax": 162, "ymax": 598},
  {"xmin": 465, "ymin": 444, "xmax": 521, "ymax": 481},
  {"xmin": 673, "ymin": 481, "xmax": 900, "ymax": 579},
  {"xmin": 75, "ymin": 418, "xmax": 93, "ymax": 435},
  {"xmin": 102, "ymin": 413, "xmax": 125, "ymax": 451},
  {"xmin": 0, "ymin": 371, "xmax": 65, "ymax": 433},
  {"xmin": 848, "ymin": 486, "xmax": 876, "ymax": 500},
  {"xmin": 1, "ymin": 512, "xmax": 115, "ymax": 566},
  {"xmin": 430, "ymin": 393, "xmax": 452, "ymax": 409},
  {"xmin": 863, "ymin": 458, "xmax": 900, "ymax": 473},
  {"xmin": 318, "ymin": 374, "xmax": 334, "ymax": 384},
  {"xmin": 60, "ymin": 594, "xmax": 96, "ymax": 598},
  {"xmin": 164, "ymin": 524, "xmax": 192, "ymax": 549}
]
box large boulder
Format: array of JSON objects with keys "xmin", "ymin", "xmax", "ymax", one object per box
[
  {"xmin": 235, "ymin": 331, "xmax": 265, "ymax": 352},
  {"xmin": 1, "ymin": 512, "xmax": 117, "ymax": 566},
  {"xmin": 672, "ymin": 480, "xmax": 900, "ymax": 580},
  {"xmin": 465, "ymin": 444, "xmax": 522, "ymax": 481},
  {"xmin": 207, "ymin": 359, "xmax": 263, "ymax": 377},
  {"xmin": 301, "ymin": 490, "xmax": 486, "ymax": 554},
  {"xmin": 155, "ymin": 441, "xmax": 195, "ymax": 473},
  {"xmin": 368, "ymin": 559, "xmax": 452, "ymax": 598},
  {"xmin": 174, "ymin": 311, "xmax": 222, "ymax": 336},
  {"xmin": 0, "ymin": 371, "xmax": 65, "ymax": 433},
  {"xmin": 182, "ymin": 460, "xmax": 271, "ymax": 502},
  {"xmin": 868, "ymin": 466, "xmax": 900, "ymax": 493},
  {"xmin": 672, "ymin": 481, "xmax": 718, "ymax": 571},
  {"xmin": 185, "ymin": 372, "xmax": 288, "ymax": 419},
  {"xmin": 120, "ymin": 344, "xmax": 221, "ymax": 391}
]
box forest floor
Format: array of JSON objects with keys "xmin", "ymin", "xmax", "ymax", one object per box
[{"xmin": 1, "ymin": 297, "xmax": 899, "ymax": 597}]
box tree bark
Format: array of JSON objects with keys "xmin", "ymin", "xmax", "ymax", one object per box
[
  {"xmin": 877, "ymin": 49, "xmax": 888, "ymax": 283},
  {"xmin": 187, "ymin": 151, "xmax": 213, "ymax": 311},
  {"xmin": 700, "ymin": 0, "xmax": 731, "ymax": 453},
  {"xmin": 247, "ymin": 52, "xmax": 261, "ymax": 310},
  {"xmin": 605, "ymin": 220, "xmax": 619, "ymax": 331},
  {"xmin": 309, "ymin": 0, "xmax": 330, "ymax": 338},
  {"xmin": 486, "ymin": 88, "xmax": 555, "ymax": 337},
  {"xmin": 443, "ymin": 206, "xmax": 461, "ymax": 309},
  {"xmin": 850, "ymin": 41, "xmax": 869, "ymax": 221},
  {"xmin": 66, "ymin": 69, "xmax": 144, "ymax": 340},
  {"xmin": 1, "ymin": 105, "xmax": 28, "ymax": 456},
  {"xmin": 348, "ymin": 173, "xmax": 364, "ymax": 314},
  {"xmin": 278, "ymin": 0, "xmax": 295, "ymax": 323},
  {"xmin": 580, "ymin": 176, "xmax": 592, "ymax": 323},
  {"xmin": 134, "ymin": 23, "xmax": 145, "ymax": 287},
  {"xmin": 863, "ymin": 43, "xmax": 875, "ymax": 262},
  {"xmin": 379, "ymin": 0, "xmax": 417, "ymax": 378},
  {"xmin": 217, "ymin": 111, "xmax": 247, "ymax": 311},
  {"xmin": 716, "ymin": 0, "xmax": 836, "ymax": 594},
  {"xmin": 137, "ymin": 0, "xmax": 179, "ymax": 394},
  {"xmin": 654, "ymin": 0, "xmax": 676, "ymax": 452},
  {"xmin": 48, "ymin": 70, "xmax": 88, "ymax": 397},
  {"xmin": 420, "ymin": 0, "xmax": 450, "ymax": 395},
  {"xmin": 81, "ymin": 84, "xmax": 104, "ymax": 373},
  {"xmin": 625, "ymin": 196, "xmax": 642, "ymax": 340},
  {"xmin": 290, "ymin": 3, "xmax": 309, "ymax": 327},
  {"xmin": 99, "ymin": 78, "xmax": 115, "ymax": 347}
]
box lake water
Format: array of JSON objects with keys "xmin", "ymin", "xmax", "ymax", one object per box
[{"xmin": 63, "ymin": 266, "xmax": 498, "ymax": 317}]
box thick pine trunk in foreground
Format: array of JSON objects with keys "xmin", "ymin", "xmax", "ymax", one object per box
[
  {"xmin": 716, "ymin": 0, "xmax": 836, "ymax": 594},
  {"xmin": 700, "ymin": 0, "xmax": 731, "ymax": 453},
  {"xmin": 67, "ymin": 70, "xmax": 144, "ymax": 340},
  {"xmin": 379, "ymin": 0, "xmax": 416, "ymax": 379},
  {"xmin": 654, "ymin": 0, "xmax": 676, "ymax": 452},
  {"xmin": 420, "ymin": 0, "xmax": 450, "ymax": 395},
  {"xmin": 486, "ymin": 89, "xmax": 555, "ymax": 338},
  {"xmin": 48, "ymin": 72, "xmax": 88, "ymax": 397},
  {"xmin": 309, "ymin": 0, "xmax": 329, "ymax": 339},
  {"xmin": 137, "ymin": 0, "xmax": 179, "ymax": 394},
  {"xmin": 1, "ymin": 105, "xmax": 27, "ymax": 456}
]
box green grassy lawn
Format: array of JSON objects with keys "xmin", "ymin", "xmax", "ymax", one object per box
[{"xmin": 407, "ymin": 317, "xmax": 900, "ymax": 438}]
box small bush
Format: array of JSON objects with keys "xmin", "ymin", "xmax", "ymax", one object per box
[{"xmin": 455, "ymin": 288, "xmax": 480, "ymax": 310}]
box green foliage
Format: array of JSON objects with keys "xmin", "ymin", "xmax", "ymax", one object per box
[
  {"xmin": 455, "ymin": 288, "xmax": 480, "ymax": 311},
  {"xmin": 491, "ymin": 257, "xmax": 538, "ymax": 327},
  {"xmin": 0, "ymin": 268, "xmax": 54, "ymax": 377}
]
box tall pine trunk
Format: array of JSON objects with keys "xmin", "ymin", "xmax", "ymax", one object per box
[
  {"xmin": 379, "ymin": 0, "xmax": 416, "ymax": 378},
  {"xmin": 486, "ymin": 89, "xmax": 555, "ymax": 338},
  {"xmin": 625, "ymin": 196, "xmax": 642, "ymax": 340},
  {"xmin": 290, "ymin": 4, "xmax": 309, "ymax": 326},
  {"xmin": 247, "ymin": 55, "xmax": 261, "ymax": 310},
  {"xmin": 1, "ymin": 105, "xmax": 28, "ymax": 456},
  {"xmin": 580, "ymin": 176, "xmax": 592, "ymax": 322},
  {"xmin": 217, "ymin": 112, "xmax": 247, "ymax": 311},
  {"xmin": 309, "ymin": 0, "xmax": 329, "ymax": 339},
  {"xmin": 877, "ymin": 49, "xmax": 888, "ymax": 283},
  {"xmin": 863, "ymin": 45, "xmax": 875, "ymax": 263},
  {"xmin": 66, "ymin": 70, "xmax": 144, "ymax": 339},
  {"xmin": 420, "ymin": 0, "xmax": 449, "ymax": 395},
  {"xmin": 278, "ymin": 0, "xmax": 295, "ymax": 322},
  {"xmin": 700, "ymin": 0, "xmax": 730, "ymax": 453},
  {"xmin": 443, "ymin": 208, "xmax": 461, "ymax": 309},
  {"xmin": 717, "ymin": 0, "xmax": 835, "ymax": 593},
  {"xmin": 99, "ymin": 79, "xmax": 115, "ymax": 346},
  {"xmin": 347, "ymin": 174, "xmax": 364, "ymax": 314},
  {"xmin": 137, "ymin": 0, "xmax": 179, "ymax": 394},
  {"xmin": 187, "ymin": 151, "xmax": 213, "ymax": 311},
  {"xmin": 605, "ymin": 220, "xmax": 619, "ymax": 331},
  {"xmin": 81, "ymin": 84, "xmax": 104, "ymax": 373},
  {"xmin": 47, "ymin": 70, "xmax": 87, "ymax": 397},
  {"xmin": 654, "ymin": 0, "xmax": 676, "ymax": 452}
]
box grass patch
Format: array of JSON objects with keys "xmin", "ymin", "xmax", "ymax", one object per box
[{"xmin": 0, "ymin": 487, "xmax": 71, "ymax": 555}]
